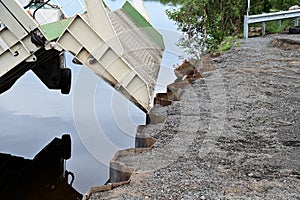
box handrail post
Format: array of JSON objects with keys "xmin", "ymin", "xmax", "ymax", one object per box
[
  {"xmin": 278, "ymin": 19, "xmax": 282, "ymax": 29},
  {"xmin": 244, "ymin": 15, "xmax": 249, "ymax": 39},
  {"xmin": 262, "ymin": 22, "xmax": 266, "ymax": 36}
]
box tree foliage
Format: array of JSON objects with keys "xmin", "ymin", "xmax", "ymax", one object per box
[{"xmin": 164, "ymin": 0, "xmax": 299, "ymax": 56}]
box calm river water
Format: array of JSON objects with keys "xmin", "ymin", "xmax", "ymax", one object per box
[{"xmin": 0, "ymin": 0, "xmax": 184, "ymax": 193}]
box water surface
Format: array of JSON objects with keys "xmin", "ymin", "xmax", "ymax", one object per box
[{"xmin": 0, "ymin": 0, "xmax": 183, "ymax": 193}]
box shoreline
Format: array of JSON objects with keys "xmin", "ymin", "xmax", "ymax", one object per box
[{"xmin": 86, "ymin": 34, "xmax": 300, "ymax": 199}]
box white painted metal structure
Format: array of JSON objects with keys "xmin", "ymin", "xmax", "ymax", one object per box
[
  {"xmin": 133, "ymin": 0, "xmax": 150, "ymax": 21},
  {"xmin": 0, "ymin": 0, "xmax": 40, "ymax": 78},
  {"xmin": 244, "ymin": 9, "xmax": 300, "ymax": 38},
  {"xmin": 0, "ymin": 0, "xmax": 164, "ymax": 112},
  {"xmin": 57, "ymin": 0, "xmax": 163, "ymax": 111},
  {"xmin": 29, "ymin": 8, "xmax": 64, "ymax": 25},
  {"xmin": 247, "ymin": 0, "xmax": 250, "ymax": 16}
]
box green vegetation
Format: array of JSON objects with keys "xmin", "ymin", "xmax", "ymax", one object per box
[
  {"xmin": 264, "ymin": 19, "xmax": 296, "ymax": 33},
  {"xmin": 162, "ymin": 0, "xmax": 299, "ymax": 56},
  {"xmin": 218, "ymin": 36, "xmax": 241, "ymax": 53}
]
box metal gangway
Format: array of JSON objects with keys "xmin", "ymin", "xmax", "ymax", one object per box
[{"xmin": 0, "ymin": 0, "xmax": 164, "ymax": 112}]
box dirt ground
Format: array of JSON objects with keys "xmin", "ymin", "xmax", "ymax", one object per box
[{"xmin": 88, "ymin": 34, "xmax": 300, "ymax": 200}]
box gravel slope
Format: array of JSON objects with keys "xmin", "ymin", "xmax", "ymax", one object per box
[{"xmin": 88, "ymin": 34, "xmax": 300, "ymax": 200}]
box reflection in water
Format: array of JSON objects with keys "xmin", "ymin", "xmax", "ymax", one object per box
[
  {"xmin": 0, "ymin": 0, "xmax": 180, "ymax": 196},
  {"xmin": 0, "ymin": 104, "xmax": 110, "ymax": 193},
  {"xmin": 0, "ymin": 135, "xmax": 82, "ymax": 200}
]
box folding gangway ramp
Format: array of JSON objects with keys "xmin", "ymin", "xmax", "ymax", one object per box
[{"xmin": 0, "ymin": 0, "xmax": 164, "ymax": 112}]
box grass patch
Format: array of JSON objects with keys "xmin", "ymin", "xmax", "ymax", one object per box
[
  {"xmin": 218, "ymin": 36, "xmax": 241, "ymax": 52},
  {"xmin": 250, "ymin": 18, "xmax": 296, "ymax": 34}
]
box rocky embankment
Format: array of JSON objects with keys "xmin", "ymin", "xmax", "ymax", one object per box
[{"xmin": 86, "ymin": 34, "xmax": 300, "ymax": 199}]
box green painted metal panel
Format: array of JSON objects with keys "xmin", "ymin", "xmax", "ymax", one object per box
[
  {"xmin": 121, "ymin": 1, "xmax": 165, "ymax": 49},
  {"xmin": 29, "ymin": 4, "xmax": 53, "ymax": 9},
  {"xmin": 39, "ymin": 18, "xmax": 73, "ymax": 41}
]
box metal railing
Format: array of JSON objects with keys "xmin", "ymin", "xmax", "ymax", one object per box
[{"xmin": 244, "ymin": 9, "xmax": 300, "ymax": 38}]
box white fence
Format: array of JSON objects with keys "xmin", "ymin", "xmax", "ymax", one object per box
[{"xmin": 244, "ymin": 9, "xmax": 300, "ymax": 38}]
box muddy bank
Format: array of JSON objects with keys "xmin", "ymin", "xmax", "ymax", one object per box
[{"xmin": 87, "ymin": 34, "xmax": 300, "ymax": 199}]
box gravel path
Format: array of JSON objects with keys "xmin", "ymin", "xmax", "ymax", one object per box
[{"xmin": 88, "ymin": 34, "xmax": 300, "ymax": 199}]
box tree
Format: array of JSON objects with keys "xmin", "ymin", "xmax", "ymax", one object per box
[
  {"xmin": 165, "ymin": 0, "xmax": 299, "ymax": 56},
  {"xmin": 166, "ymin": 0, "xmax": 246, "ymax": 56}
]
